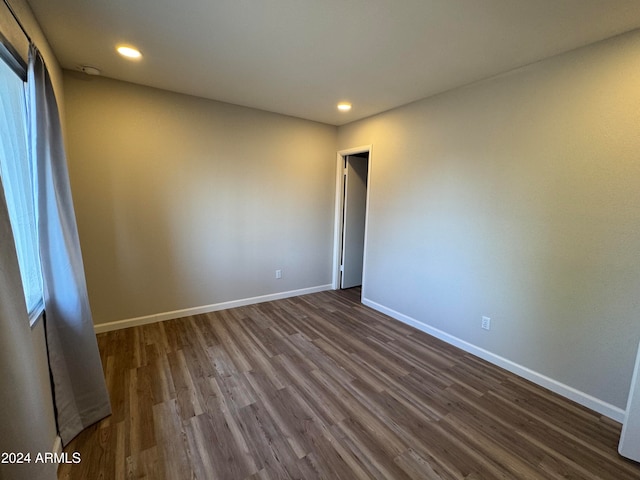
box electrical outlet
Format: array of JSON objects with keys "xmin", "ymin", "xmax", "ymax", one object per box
[
  {"xmin": 481, "ymin": 316, "xmax": 491, "ymax": 330},
  {"xmin": 275, "ymin": 269, "xmax": 282, "ymax": 279}
]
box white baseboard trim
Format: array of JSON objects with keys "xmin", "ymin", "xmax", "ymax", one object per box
[
  {"xmin": 94, "ymin": 285, "xmax": 333, "ymax": 334},
  {"xmin": 53, "ymin": 435, "xmax": 62, "ymax": 471},
  {"xmin": 362, "ymin": 297, "xmax": 625, "ymax": 423}
]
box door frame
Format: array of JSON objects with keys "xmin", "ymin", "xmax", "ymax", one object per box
[{"xmin": 332, "ymin": 145, "xmax": 372, "ymax": 292}]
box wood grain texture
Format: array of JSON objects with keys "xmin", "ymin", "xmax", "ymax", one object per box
[{"xmin": 58, "ymin": 288, "xmax": 640, "ymax": 479}]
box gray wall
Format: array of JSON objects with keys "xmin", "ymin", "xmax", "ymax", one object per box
[
  {"xmin": 338, "ymin": 29, "xmax": 640, "ymax": 411},
  {"xmin": 63, "ymin": 74, "xmax": 337, "ymax": 325}
]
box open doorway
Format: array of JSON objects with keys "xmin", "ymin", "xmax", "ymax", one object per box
[{"xmin": 332, "ymin": 146, "xmax": 371, "ymax": 294}]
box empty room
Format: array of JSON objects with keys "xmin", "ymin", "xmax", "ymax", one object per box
[{"xmin": 2, "ymin": 0, "xmax": 640, "ymax": 479}]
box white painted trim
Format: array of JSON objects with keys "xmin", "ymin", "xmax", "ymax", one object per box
[
  {"xmin": 332, "ymin": 145, "xmax": 372, "ymax": 292},
  {"xmin": 53, "ymin": 436, "xmax": 62, "ymax": 471},
  {"xmin": 94, "ymin": 285, "xmax": 332, "ymax": 333},
  {"xmin": 362, "ymin": 296, "xmax": 626, "ymax": 422}
]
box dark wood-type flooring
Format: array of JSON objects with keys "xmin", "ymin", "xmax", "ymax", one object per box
[{"xmin": 59, "ymin": 288, "xmax": 640, "ymax": 479}]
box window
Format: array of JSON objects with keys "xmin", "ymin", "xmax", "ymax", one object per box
[{"xmin": 0, "ymin": 55, "xmax": 43, "ymax": 321}]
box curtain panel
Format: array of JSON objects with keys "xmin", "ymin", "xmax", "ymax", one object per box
[{"xmin": 28, "ymin": 44, "xmax": 111, "ymax": 445}]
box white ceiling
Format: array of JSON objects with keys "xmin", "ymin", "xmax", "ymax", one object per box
[{"xmin": 26, "ymin": 0, "xmax": 640, "ymax": 125}]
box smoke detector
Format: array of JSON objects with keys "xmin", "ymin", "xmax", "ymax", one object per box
[{"xmin": 78, "ymin": 65, "xmax": 101, "ymax": 76}]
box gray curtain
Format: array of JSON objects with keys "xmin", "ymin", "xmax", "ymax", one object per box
[{"xmin": 28, "ymin": 44, "xmax": 111, "ymax": 445}]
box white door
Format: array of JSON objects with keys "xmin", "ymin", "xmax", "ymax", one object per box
[
  {"xmin": 341, "ymin": 155, "xmax": 368, "ymax": 289},
  {"xmin": 619, "ymin": 341, "xmax": 640, "ymax": 461}
]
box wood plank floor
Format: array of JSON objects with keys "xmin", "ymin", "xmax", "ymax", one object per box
[{"xmin": 59, "ymin": 288, "xmax": 640, "ymax": 479}]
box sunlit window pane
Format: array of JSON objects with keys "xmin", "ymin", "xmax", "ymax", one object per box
[{"xmin": 0, "ymin": 56, "xmax": 43, "ymax": 318}]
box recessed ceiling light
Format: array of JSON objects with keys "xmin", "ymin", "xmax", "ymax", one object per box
[
  {"xmin": 337, "ymin": 102, "xmax": 352, "ymax": 112},
  {"xmin": 117, "ymin": 46, "xmax": 142, "ymax": 59}
]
